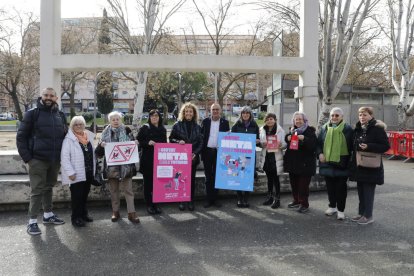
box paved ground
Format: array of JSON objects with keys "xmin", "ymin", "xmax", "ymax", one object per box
[{"xmin": 0, "ymin": 159, "xmax": 413, "ymax": 276}]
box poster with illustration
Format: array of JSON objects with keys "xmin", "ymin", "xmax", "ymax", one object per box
[
  {"xmin": 153, "ymin": 143, "xmax": 192, "ymax": 203},
  {"xmin": 215, "ymin": 132, "xmax": 256, "ymax": 191},
  {"xmin": 104, "ymin": 141, "xmax": 139, "ymax": 166}
]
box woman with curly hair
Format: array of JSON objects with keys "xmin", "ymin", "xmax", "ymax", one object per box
[{"xmin": 169, "ymin": 103, "xmax": 203, "ymax": 211}]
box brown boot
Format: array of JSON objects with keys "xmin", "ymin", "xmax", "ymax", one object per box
[
  {"xmin": 111, "ymin": 211, "xmax": 120, "ymax": 222},
  {"xmin": 128, "ymin": 212, "xmax": 140, "ymax": 224}
]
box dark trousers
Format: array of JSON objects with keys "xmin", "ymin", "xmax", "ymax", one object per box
[
  {"xmin": 190, "ymin": 157, "xmax": 199, "ymax": 201},
  {"xmin": 289, "ymin": 173, "xmax": 311, "ymax": 208},
  {"xmin": 237, "ymin": 191, "xmax": 249, "ymax": 202},
  {"xmin": 203, "ymin": 148, "xmax": 219, "ymax": 202},
  {"xmin": 325, "ymin": 176, "xmax": 348, "ymax": 212},
  {"xmin": 265, "ymin": 169, "xmax": 280, "ymax": 197},
  {"xmin": 142, "ymin": 170, "xmax": 154, "ymax": 206},
  {"xmin": 357, "ymin": 181, "xmax": 376, "ymax": 218},
  {"xmin": 69, "ymin": 181, "xmax": 91, "ymax": 221}
]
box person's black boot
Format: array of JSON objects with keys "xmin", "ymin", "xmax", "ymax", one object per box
[
  {"xmin": 271, "ymin": 195, "xmax": 280, "ymax": 209},
  {"xmin": 262, "ymin": 192, "xmax": 274, "ymax": 206}
]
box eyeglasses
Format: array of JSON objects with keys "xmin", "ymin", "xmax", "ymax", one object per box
[
  {"xmin": 73, "ymin": 123, "xmax": 84, "ymax": 127},
  {"xmin": 331, "ymin": 114, "xmax": 340, "ymax": 118},
  {"xmin": 42, "ymin": 94, "xmax": 56, "ymax": 98},
  {"xmin": 212, "ymin": 109, "xmax": 220, "ymax": 111}
]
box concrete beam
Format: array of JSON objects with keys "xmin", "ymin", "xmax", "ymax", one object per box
[
  {"xmin": 54, "ymin": 54, "xmax": 307, "ymax": 74},
  {"xmin": 40, "ymin": 0, "xmax": 61, "ymax": 95}
]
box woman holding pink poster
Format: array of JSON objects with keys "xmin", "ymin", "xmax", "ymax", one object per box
[
  {"xmin": 169, "ymin": 103, "xmax": 203, "ymax": 211},
  {"xmin": 283, "ymin": 111, "xmax": 317, "ymax": 214},
  {"xmin": 137, "ymin": 110, "xmax": 167, "ymax": 215},
  {"xmin": 258, "ymin": 113, "xmax": 286, "ymax": 209}
]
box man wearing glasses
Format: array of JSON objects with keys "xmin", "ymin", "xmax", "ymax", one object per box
[
  {"xmin": 17, "ymin": 87, "xmax": 67, "ymax": 235},
  {"xmin": 201, "ymin": 103, "xmax": 230, "ymax": 208}
]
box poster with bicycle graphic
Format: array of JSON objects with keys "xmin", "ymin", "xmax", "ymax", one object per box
[{"xmin": 153, "ymin": 143, "xmax": 192, "ymax": 203}]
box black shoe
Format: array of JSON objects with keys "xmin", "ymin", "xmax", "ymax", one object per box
[
  {"xmin": 243, "ymin": 202, "xmax": 250, "ymax": 208},
  {"xmin": 82, "ymin": 215, "xmax": 93, "ymax": 222},
  {"xmin": 147, "ymin": 206, "xmax": 157, "ymax": 215},
  {"xmin": 271, "ymin": 199, "xmax": 280, "ymax": 209},
  {"xmin": 213, "ymin": 201, "xmax": 222, "ymax": 208},
  {"xmin": 188, "ymin": 202, "xmax": 195, "ymax": 211},
  {"xmin": 262, "ymin": 196, "xmax": 274, "ymax": 206},
  {"xmin": 178, "ymin": 203, "xmax": 186, "ymax": 211},
  {"xmin": 72, "ymin": 218, "xmax": 86, "ymax": 227},
  {"xmin": 288, "ymin": 202, "xmax": 300, "ymax": 208},
  {"xmin": 237, "ymin": 201, "xmax": 244, "ymax": 208},
  {"xmin": 27, "ymin": 223, "xmax": 41, "ymax": 235},
  {"xmin": 154, "ymin": 205, "xmax": 162, "ymax": 214},
  {"xmin": 204, "ymin": 201, "xmax": 214, "ymax": 208},
  {"xmin": 297, "ymin": 206, "xmax": 309, "ymax": 213}
]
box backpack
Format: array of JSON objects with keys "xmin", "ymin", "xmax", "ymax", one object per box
[{"xmin": 32, "ymin": 107, "xmax": 68, "ymax": 135}]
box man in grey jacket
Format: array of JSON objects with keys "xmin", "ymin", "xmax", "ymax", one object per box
[{"xmin": 16, "ymin": 87, "xmax": 67, "ymax": 235}]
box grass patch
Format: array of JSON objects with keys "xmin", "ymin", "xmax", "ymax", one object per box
[{"xmin": 0, "ymin": 120, "xmax": 17, "ymax": 125}]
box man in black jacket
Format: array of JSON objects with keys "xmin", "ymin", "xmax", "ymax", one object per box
[
  {"xmin": 201, "ymin": 103, "xmax": 230, "ymax": 208},
  {"xmin": 16, "ymin": 87, "xmax": 67, "ymax": 235}
]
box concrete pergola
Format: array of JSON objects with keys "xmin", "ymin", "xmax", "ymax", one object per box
[{"xmin": 40, "ymin": 0, "xmax": 319, "ymax": 124}]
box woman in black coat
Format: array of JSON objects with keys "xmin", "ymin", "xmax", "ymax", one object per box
[
  {"xmin": 349, "ymin": 107, "xmax": 390, "ymax": 225},
  {"xmin": 284, "ymin": 111, "xmax": 317, "ymax": 213},
  {"xmin": 137, "ymin": 110, "xmax": 167, "ymax": 215},
  {"xmin": 316, "ymin": 107, "xmax": 353, "ymax": 220},
  {"xmin": 169, "ymin": 102, "xmax": 203, "ymax": 211},
  {"xmin": 231, "ymin": 106, "xmax": 260, "ymax": 208}
]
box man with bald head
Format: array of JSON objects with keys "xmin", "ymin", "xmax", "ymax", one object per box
[{"xmin": 201, "ymin": 103, "xmax": 230, "ymax": 208}]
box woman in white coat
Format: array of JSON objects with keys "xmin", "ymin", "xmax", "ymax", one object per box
[
  {"xmin": 258, "ymin": 113, "xmax": 286, "ymax": 208},
  {"xmin": 61, "ymin": 116, "xmax": 95, "ymax": 227}
]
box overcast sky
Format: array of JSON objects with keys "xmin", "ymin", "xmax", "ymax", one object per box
[{"xmin": 0, "ymin": 0, "xmax": 270, "ymax": 35}]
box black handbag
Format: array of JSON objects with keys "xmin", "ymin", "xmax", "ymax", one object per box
[{"xmin": 92, "ymin": 158, "xmax": 106, "ymax": 187}]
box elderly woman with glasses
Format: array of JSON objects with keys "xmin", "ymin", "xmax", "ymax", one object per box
[
  {"xmin": 316, "ymin": 107, "xmax": 353, "ymax": 220},
  {"xmin": 61, "ymin": 116, "xmax": 96, "ymax": 227},
  {"xmin": 95, "ymin": 111, "xmax": 140, "ymax": 224},
  {"xmin": 283, "ymin": 111, "xmax": 317, "ymax": 213}
]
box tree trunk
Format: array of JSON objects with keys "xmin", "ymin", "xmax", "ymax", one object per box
[
  {"xmin": 11, "ymin": 87, "xmax": 23, "ymax": 122},
  {"xmin": 70, "ymin": 83, "xmax": 76, "ymax": 118},
  {"xmin": 317, "ymin": 101, "xmax": 331, "ymax": 131},
  {"xmin": 132, "ymin": 71, "xmax": 148, "ymax": 133},
  {"xmin": 162, "ymin": 104, "xmax": 169, "ymax": 125}
]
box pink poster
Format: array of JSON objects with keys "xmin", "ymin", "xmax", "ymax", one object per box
[{"xmin": 153, "ymin": 143, "xmax": 192, "ymax": 203}]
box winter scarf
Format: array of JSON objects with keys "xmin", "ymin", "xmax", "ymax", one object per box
[
  {"xmin": 323, "ymin": 120, "xmax": 349, "ymax": 163},
  {"xmin": 101, "ymin": 124, "xmax": 129, "ymax": 143}
]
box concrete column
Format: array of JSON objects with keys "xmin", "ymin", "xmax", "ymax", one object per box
[
  {"xmin": 298, "ymin": 0, "xmax": 319, "ymax": 126},
  {"xmin": 40, "ymin": 0, "xmax": 61, "ymax": 103}
]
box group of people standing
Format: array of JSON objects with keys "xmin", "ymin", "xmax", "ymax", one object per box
[{"xmin": 16, "ymin": 87, "xmax": 390, "ymax": 236}]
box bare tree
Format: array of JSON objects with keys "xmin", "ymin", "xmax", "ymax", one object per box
[
  {"xmin": 255, "ymin": 0, "xmax": 380, "ymax": 128},
  {"xmin": 191, "ymin": 0, "xmax": 270, "ymax": 108},
  {"xmin": 105, "ymin": 0, "xmax": 186, "ymax": 130},
  {"xmin": 0, "ymin": 9, "xmax": 39, "ymax": 121},
  {"xmin": 387, "ymin": 0, "xmax": 414, "ymax": 129},
  {"xmin": 60, "ymin": 18, "xmax": 100, "ymax": 117}
]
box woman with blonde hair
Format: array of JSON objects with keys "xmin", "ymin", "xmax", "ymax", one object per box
[
  {"xmin": 349, "ymin": 107, "xmax": 389, "ymax": 225},
  {"xmin": 169, "ymin": 102, "xmax": 203, "ymax": 211},
  {"xmin": 61, "ymin": 116, "xmax": 96, "ymax": 227}
]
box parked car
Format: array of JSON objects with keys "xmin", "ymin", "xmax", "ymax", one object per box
[{"xmin": 0, "ymin": 114, "xmax": 14, "ymax": 121}]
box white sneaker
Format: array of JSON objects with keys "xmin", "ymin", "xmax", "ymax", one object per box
[
  {"xmin": 337, "ymin": 211, "xmax": 345, "ymax": 220},
  {"xmin": 325, "ymin": 207, "xmax": 337, "ymax": 216}
]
